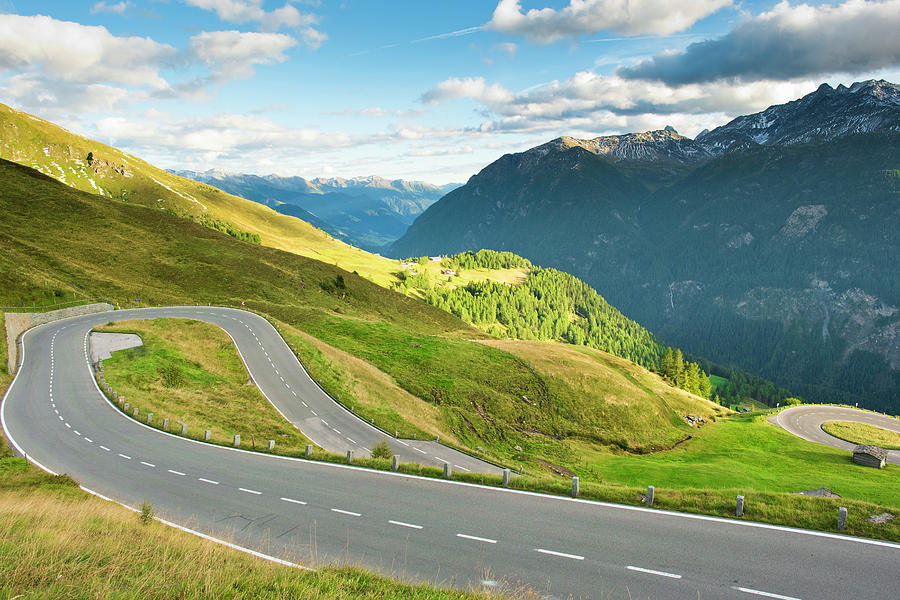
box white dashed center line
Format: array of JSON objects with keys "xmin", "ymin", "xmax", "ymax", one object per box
[
  {"xmin": 414, "ymin": 447, "xmax": 427, "ymax": 454},
  {"xmin": 198, "ymin": 478, "xmax": 219, "ymax": 485},
  {"xmin": 118, "ymin": 453, "xmax": 131, "ymax": 460},
  {"xmin": 100, "ymin": 445, "xmax": 110, "ymax": 452},
  {"xmin": 280, "ymin": 497, "xmax": 307, "ymax": 505},
  {"xmin": 239, "ymin": 487, "xmax": 262, "ymax": 495},
  {"xmin": 536, "ymin": 548, "xmax": 585, "ymax": 561},
  {"xmin": 732, "ymin": 587, "xmax": 802, "ymax": 600},
  {"xmin": 626, "ymin": 565, "xmax": 682, "ymax": 579},
  {"xmin": 65, "ymin": 423, "xmax": 71, "ymax": 428},
  {"xmin": 140, "ymin": 461, "xmax": 156, "ymax": 468},
  {"xmin": 457, "ymin": 533, "xmax": 497, "ymax": 544},
  {"xmin": 389, "ymin": 520, "xmax": 423, "ymax": 530},
  {"xmin": 455, "ymin": 464, "xmax": 471, "ymax": 472},
  {"xmin": 73, "ymin": 430, "xmax": 81, "ymax": 436},
  {"xmin": 84, "ymin": 438, "xmax": 92, "ymax": 443},
  {"xmin": 301, "ymin": 401, "xmax": 308, "ymax": 407},
  {"xmin": 331, "ymin": 508, "xmax": 361, "ymax": 517},
  {"xmin": 168, "ymin": 469, "xmax": 186, "ymax": 476}
]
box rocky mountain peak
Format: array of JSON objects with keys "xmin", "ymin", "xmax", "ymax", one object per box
[
  {"xmin": 697, "ymin": 79, "xmax": 900, "ymax": 151},
  {"xmin": 534, "ymin": 128, "xmax": 708, "ymax": 163}
]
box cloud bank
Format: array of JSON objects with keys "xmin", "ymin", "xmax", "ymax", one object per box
[
  {"xmin": 620, "ymin": 0, "xmax": 900, "ymax": 84},
  {"xmin": 486, "ymin": 0, "xmax": 732, "ymax": 42}
]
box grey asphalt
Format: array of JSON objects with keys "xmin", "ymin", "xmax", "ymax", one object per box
[
  {"xmin": 775, "ymin": 405, "xmax": 900, "ymax": 465},
  {"xmin": 4, "ymin": 307, "xmax": 900, "ymax": 600},
  {"xmin": 89, "ymin": 332, "xmax": 143, "ymax": 362}
]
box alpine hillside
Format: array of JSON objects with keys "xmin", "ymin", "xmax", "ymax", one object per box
[
  {"xmin": 391, "ymin": 80, "xmax": 900, "ymax": 413},
  {"xmin": 172, "ymin": 169, "xmax": 458, "ymax": 251}
]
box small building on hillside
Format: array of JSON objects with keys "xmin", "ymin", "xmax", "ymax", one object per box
[{"xmin": 852, "ymin": 444, "xmax": 887, "ymax": 468}]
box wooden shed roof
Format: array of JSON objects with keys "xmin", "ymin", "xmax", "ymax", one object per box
[{"xmin": 853, "ymin": 444, "xmax": 888, "ymax": 460}]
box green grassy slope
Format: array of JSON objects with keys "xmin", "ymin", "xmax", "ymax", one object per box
[
  {"xmin": 0, "ymin": 104, "xmax": 686, "ymax": 383},
  {"xmin": 0, "ymin": 159, "xmax": 719, "ymax": 467},
  {"xmin": 0, "ymin": 102, "xmax": 405, "ymax": 287},
  {"xmin": 3, "ymin": 161, "xmax": 899, "ymax": 541}
]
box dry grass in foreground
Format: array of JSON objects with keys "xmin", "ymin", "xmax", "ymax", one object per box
[{"xmin": 0, "ymin": 438, "xmax": 528, "ymax": 600}]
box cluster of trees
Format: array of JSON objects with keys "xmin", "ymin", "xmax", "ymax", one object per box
[
  {"xmin": 659, "ymin": 348, "xmax": 712, "ymax": 399},
  {"xmin": 698, "ymin": 359, "xmax": 798, "ymax": 407},
  {"xmin": 424, "ymin": 264, "xmax": 668, "ymax": 372},
  {"xmin": 394, "ymin": 269, "xmax": 431, "ymax": 294},
  {"xmin": 192, "ymin": 215, "xmax": 261, "ymax": 244},
  {"xmin": 444, "ymin": 250, "xmax": 531, "ymax": 271},
  {"xmin": 402, "ymin": 249, "xmax": 802, "ymax": 404}
]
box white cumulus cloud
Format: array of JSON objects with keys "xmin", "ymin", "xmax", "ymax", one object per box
[
  {"xmin": 189, "ymin": 30, "xmax": 298, "ymax": 80},
  {"xmin": 421, "ymin": 77, "xmax": 515, "ymax": 105},
  {"xmin": 183, "ymin": 0, "xmax": 326, "ymax": 45},
  {"xmin": 486, "ymin": 0, "xmax": 732, "ymax": 42},
  {"xmin": 91, "ymin": 1, "xmax": 132, "ymax": 14},
  {"xmin": 0, "ymin": 14, "xmax": 176, "ymax": 89}
]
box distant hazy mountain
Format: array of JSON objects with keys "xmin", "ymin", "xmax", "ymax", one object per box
[
  {"xmin": 391, "ymin": 80, "xmax": 900, "ymax": 412},
  {"xmin": 172, "ymin": 170, "xmax": 460, "ymax": 251}
]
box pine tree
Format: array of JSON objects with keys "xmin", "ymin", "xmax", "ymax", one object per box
[{"xmin": 661, "ymin": 347, "xmax": 674, "ymax": 380}]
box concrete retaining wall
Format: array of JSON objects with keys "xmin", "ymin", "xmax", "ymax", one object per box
[{"xmin": 5, "ymin": 303, "xmax": 114, "ymax": 373}]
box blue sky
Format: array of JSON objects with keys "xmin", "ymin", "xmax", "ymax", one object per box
[{"xmin": 1, "ymin": 1, "xmax": 898, "ymax": 183}]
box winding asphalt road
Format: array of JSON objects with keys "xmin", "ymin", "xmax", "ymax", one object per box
[
  {"xmin": 4, "ymin": 307, "xmax": 900, "ymax": 600},
  {"xmin": 776, "ymin": 405, "xmax": 900, "ymax": 465}
]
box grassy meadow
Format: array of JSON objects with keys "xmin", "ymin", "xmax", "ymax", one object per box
[
  {"xmin": 96, "ymin": 319, "xmax": 314, "ymax": 454},
  {"xmin": 822, "ymin": 421, "xmax": 900, "ymax": 450}
]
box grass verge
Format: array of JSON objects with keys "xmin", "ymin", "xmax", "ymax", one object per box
[
  {"xmin": 822, "ymin": 421, "xmax": 900, "ymax": 450},
  {"xmin": 95, "ymin": 319, "xmax": 313, "ymax": 454}
]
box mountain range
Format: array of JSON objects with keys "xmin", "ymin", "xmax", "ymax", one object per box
[
  {"xmin": 172, "ymin": 169, "xmax": 459, "ymax": 251},
  {"xmin": 392, "ymin": 80, "xmax": 900, "ymax": 412}
]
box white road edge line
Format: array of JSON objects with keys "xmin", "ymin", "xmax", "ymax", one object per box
[
  {"xmin": 626, "ymin": 565, "xmax": 682, "ymax": 579},
  {"xmin": 457, "ymin": 533, "xmax": 497, "ymax": 544},
  {"xmin": 389, "ymin": 520, "xmax": 423, "ymax": 530},
  {"xmin": 536, "ymin": 548, "xmax": 585, "ymax": 560},
  {"xmin": 281, "ymin": 497, "xmax": 307, "ymax": 505},
  {"xmin": 77, "ymin": 485, "xmax": 310, "ymax": 570},
  {"xmin": 198, "ymin": 478, "xmax": 219, "ymax": 485},
  {"xmin": 239, "ymin": 487, "xmax": 262, "ymax": 495},
  {"xmin": 331, "ymin": 508, "xmax": 361, "ymax": 517},
  {"xmin": 732, "ymin": 586, "xmax": 802, "ymax": 600}
]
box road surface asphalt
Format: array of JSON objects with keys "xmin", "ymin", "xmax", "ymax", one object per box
[
  {"xmin": 775, "ymin": 405, "xmax": 900, "ymax": 465},
  {"xmin": 3, "ymin": 307, "xmax": 899, "ymax": 600}
]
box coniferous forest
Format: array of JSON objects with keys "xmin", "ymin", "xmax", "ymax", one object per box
[{"xmin": 410, "ymin": 250, "xmax": 716, "ymax": 398}]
